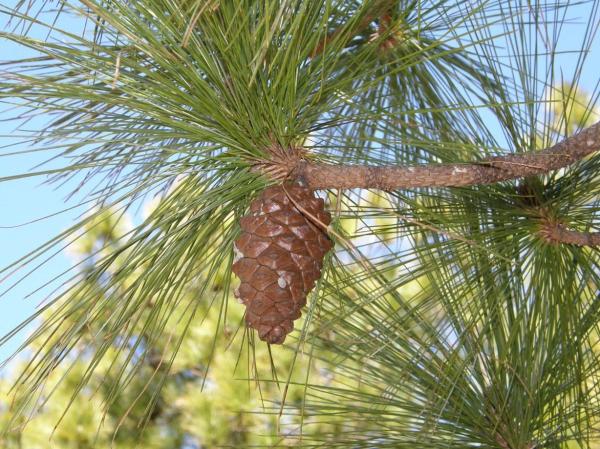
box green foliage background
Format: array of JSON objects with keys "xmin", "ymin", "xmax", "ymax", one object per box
[{"xmin": 1, "ymin": 210, "xmax": 349, "ymax": 448}]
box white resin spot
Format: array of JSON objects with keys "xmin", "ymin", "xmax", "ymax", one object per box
[
  {"xmin": 277, "ymin": 277, "xmax": 287, "ymax": 288},
  {"xmin": 235, "ymin": 289, "xmax": 244, "ymax": 304},
  {"xmin": 452, "ymin": 167, "xmax": 468, "ymax": 175},
  {"xmin": 587, "ymin": 139, "xmax": 596, "ymax": 147},
  {"xmin": 233, "ymin": 244, "xmax": 243, "ymax": 263}
]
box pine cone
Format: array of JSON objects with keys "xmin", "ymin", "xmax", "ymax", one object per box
[{"xmin": 232, "ymin": 184, "xmax": 333, "ymax": 344}]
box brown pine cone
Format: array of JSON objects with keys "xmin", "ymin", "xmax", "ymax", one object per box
[{"xmin": 232, "ymin": 183, "xmax": 333, "ymax": 344}]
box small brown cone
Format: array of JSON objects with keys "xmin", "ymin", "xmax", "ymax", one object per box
[{"xmin": 232, "ymin": 183, "xmax": 333, "ymax": 344}]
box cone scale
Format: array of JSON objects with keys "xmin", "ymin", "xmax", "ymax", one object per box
[{"xmin": 232, "ymin": 184, "xmax": 333, "ymax": 344}]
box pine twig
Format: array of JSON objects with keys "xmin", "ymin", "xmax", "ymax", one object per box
[
  {"xmin": 539, "ymin": 221, "xmax": 600, "ymax": 247},
  {"xmin": 310, "ymin": 0, "xmax": 396, "ymax": 57},
  {"xmin": 288, "ymin": 121, "xmax": 600, "ymax": 190}
]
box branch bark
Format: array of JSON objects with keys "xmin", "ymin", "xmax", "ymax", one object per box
[
  {"xmin": 539, "ymin": 222, "xmax": 600, "ymax": 247},
  {"xmin": 293, "ymin": 121, "xmax": 600, "ymax": 190}
]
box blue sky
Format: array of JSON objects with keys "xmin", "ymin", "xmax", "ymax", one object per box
[
  {"xmin": 0, "ymin": 2, "xmax": 599, "ymax": 366},
  {"xmin": 0, "ymin": 7, "xmax": 88, "ymax": 365},
  {"xmin": 0, "ymin": 105, "xmax": 84, "ymax": 362}
]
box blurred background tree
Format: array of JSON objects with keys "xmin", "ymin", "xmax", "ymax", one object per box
[
  {"xmin": 1, "ymin": 208, "xmax": 353, "ymax": 447},
  {"xmin": 1, "ymin": 1, "xmax": 600, "ymax": 448}
]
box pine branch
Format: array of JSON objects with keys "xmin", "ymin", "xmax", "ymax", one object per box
[
  {"xmin": 289, "ymin": 121, "xmax": 600, "ymax": 189},
  {"xmin": 539, "ymin": 222, "xmax": 600, "ymax": 247},
  {"xmin": 310, "ymin": 0, "xmax": 395, "ymax": 57},
  {"xmin": 310, "ymin": 17, "xmax": 370, "ymax": 57}
]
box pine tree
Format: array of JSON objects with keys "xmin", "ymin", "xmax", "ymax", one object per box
[{"xmin": 1, "ymin": 0, "xmax": 600, "ymax": 447}]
